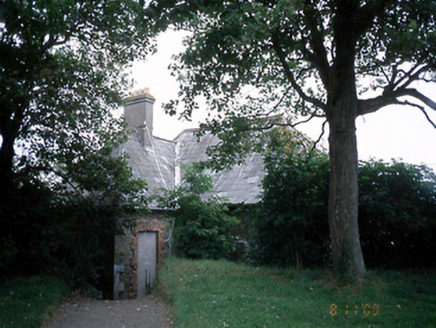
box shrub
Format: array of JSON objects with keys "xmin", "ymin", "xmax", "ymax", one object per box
[
  {"xmin": 0, "ymin": 181, "xmax": 126, "ymax": 298},
  {"xmin": 250, "ymin": 130, "xmax": 436, "ymax": 269},
  {"xmin": 0, "ymin": 147, "xmax": 146, "ymax": 298},
  {"xmin": 155, "ymin": 164, "xmax": 239, "ymax": 259},
  {"xmin": 174, "ymin": 194, "xmax": 239, "ymax": 259},
  {"xmin": 250, "ymin": 131, "xmax": 330, "ymax": 267},
  {"xmin": 358, "ymin": 159, "xmax": 436, "ymax": 269}
]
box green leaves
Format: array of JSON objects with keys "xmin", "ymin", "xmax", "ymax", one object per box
[
  {"xmin": 0, "ymin": 0, "xmax": 152, "ymax": 290},
  {"xmin": 252, "ymin": 129, "xmax": 330, "ymax": 268},
  {"xmin": 0, "ymin": 0, "xmax": 152, "ymax": 211},
  {"xmin": 252, "ymin": 130, "xmax": 436, "ymax": 269},
  {"xmin": 358, "ymin": 159, "xmax": 436, "ymax": 268},
  {"xmin": 148, "ymin": 0, "xmax": 436, "ymax": 282},
  {"xmin": 154, "ymin": 164, "xmax": 239, "ymax": 260},
  {"xmin": 0, "ymin": 0, "xmax": 153, "ymax": 189}
]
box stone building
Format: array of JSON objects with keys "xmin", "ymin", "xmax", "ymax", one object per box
[{"xmin": 112, "ymin": 88, "xmax": 265, "ymax": 299}]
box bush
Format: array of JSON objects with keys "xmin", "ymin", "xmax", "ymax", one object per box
[
  {"xmin": 250, "ymin": 130, "xmax": 436, "ymax": 269},
  {"xmin": 155, "ymin": 164, "xmax": 239, "ymax": 260},
  {"xmin": 359, "ymin": 159, "xmax": 436, "ymax": 269},
  {"xmin": 0, "ymin": 146, "xmax": 146, "ymax": 298},
  {"xmin": 250, "ymin": 131, "xmax": 330, "ymax": 267},
  {"xmin": 0, "ymin": 182, "xmax": 122, "ymax": 297},
  {"xmin": 174, "ymin": 194, "xmax": 239, "ymax": 259}
]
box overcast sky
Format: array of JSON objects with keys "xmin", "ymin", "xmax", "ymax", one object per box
[{"xmin": 128, "ymin": 30, "xmax": 436, "ymax": 171}]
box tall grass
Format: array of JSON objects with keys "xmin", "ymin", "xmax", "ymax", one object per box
[
  {"xmin": 0, "ymin": 276, "xmax": 69, "ymax": 328},
  {"xmin": 161, "ymin": 258, "xmax": 436, "ymax": 327}
]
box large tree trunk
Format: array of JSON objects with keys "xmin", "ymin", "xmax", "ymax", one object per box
[
  {"xmin": 327, "ymin": 84, "xmax": 366, "ymax": 283},
  {"xmin": 0, "ymin": 132, "xmax": 16, "ymax": 227},
  {"xmin": 325, "ymin": 0, "xmax": 366, "ymax": 283},
  {"xmin": 0, "ymin": 130, "xmax": 17, "ymax": 200},
  {"xmin": 0, "ymin": 102, "xmax": 24, "ymax": 197}
]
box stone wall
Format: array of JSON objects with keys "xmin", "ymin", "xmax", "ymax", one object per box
[{"xmin": 114, "ymin": 211, "xmax": 170, "ymax": 300}]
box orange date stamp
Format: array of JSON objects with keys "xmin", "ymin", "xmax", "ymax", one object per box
[{"xmin": 330, "ymin": 303, "xmax": 380, "ymax": 317}]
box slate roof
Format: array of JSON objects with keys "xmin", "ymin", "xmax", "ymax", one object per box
[
  {"xmin": 117, "ymin": 128, "xmax": 264, "ymax": 207},
  {"xmin": 174, "ymin": 129, "xmax": 264, "ymax": 204},
  {"xmin": 116, "ymin": 88, "xmax": 265, "ymax": 207},
  {"xmin": 114, "ymin": 132, "xmax": 176, "ymax": 193}
]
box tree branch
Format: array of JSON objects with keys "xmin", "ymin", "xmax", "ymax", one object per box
[
  {"xmin": 357, "ymin": 94, "xmax": 394, "ymax": 116},
  {"xmin": 302, "ymin": 0, "xmax": 331, "ymax": 88},
  {"xmin": 400, "ymin": 88, "xmax": 436, "ymax": 111},
  {"xmin": 289, "ymin": 111, "xmax": 325, "ymax": 128},
  {"xmin": 358, "ymin": 87, "xmax": 436, "ymax": 127},
  {"xmin": 395, "ymin": 100, "xmax": 436, "ymax": 128},
  {"xmin": 271, "ymin": 33, "xmax": 327, "ymax": 111},
  {"xmin": 392, "ymin": 64, "xmax": 433, "ymax": 91},
  {"xmin": 311, "ymin": 119, "xmax": 328, "ymax": 151}
]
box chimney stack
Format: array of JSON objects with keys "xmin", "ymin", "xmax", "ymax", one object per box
[{"xmin": 124, "ymin": 88, "xmax": 155, "ymax": 147}]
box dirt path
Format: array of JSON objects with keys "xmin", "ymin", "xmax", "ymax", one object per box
[{"xmin": 46, "ymin": 296, "xmax": 172, "ymax": 328}]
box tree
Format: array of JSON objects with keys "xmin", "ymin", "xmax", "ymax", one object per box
[
  {"xmin": 0, "ymin": 0, "xmax": 151, "ymax": 196},
  {"xmin": 0, "ymin": 1, "xmax": 151, "ymax": 288},
  {"xmin": 148, "ymin": 0, "xmax": 436, "ymax": 282}
]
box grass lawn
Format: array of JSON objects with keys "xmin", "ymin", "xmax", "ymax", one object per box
[
  {"xmin": 0, "ymin": 276, "xmax": 69, "ymax": 328},
  {"xmin": 161, "ymin": 258, "xmax": 436, "ymax": 327}
]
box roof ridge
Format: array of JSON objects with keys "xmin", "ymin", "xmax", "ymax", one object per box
[
  {"xmin": 172, "ymin": 128, "xmax": 201, "ymax": 141},
  {"xmin": 153, "ymin": 135, "xmax": 175, "ymax": 143}
]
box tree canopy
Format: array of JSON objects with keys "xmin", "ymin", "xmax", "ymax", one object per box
[
  {"xmin": 0, "ymin": 0, "xmax": 151, "ymax": 197},
  {"xmin": 148, "ymin": 0, "xmax": 436, "ymax": 282}
]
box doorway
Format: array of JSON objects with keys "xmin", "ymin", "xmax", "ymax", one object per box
[{"xmin": 137, "ymin": 231, "xmax": 157, "ymax": 298}]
